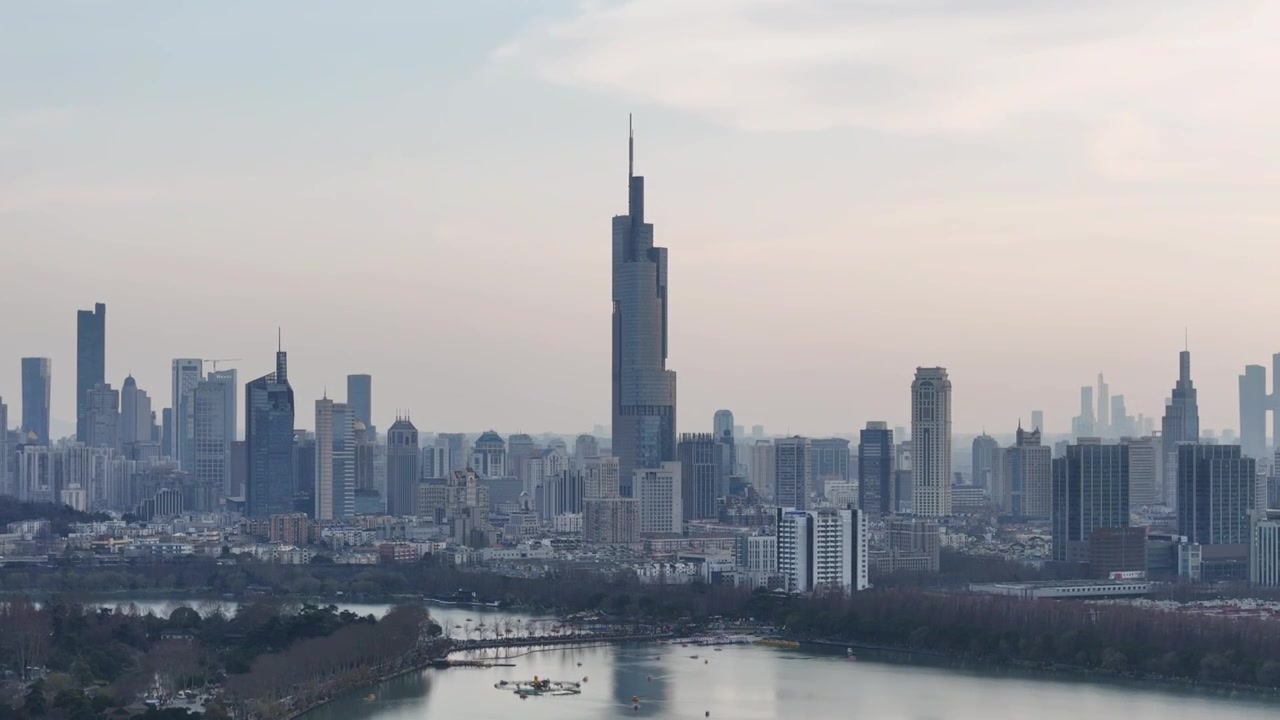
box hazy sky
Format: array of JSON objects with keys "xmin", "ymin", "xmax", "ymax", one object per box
[{"xmin": 3, "ymin": 0, "xmax": 1279, "ymax": 438}]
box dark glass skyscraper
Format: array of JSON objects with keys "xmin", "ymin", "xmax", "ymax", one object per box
[
  {"xmin": 612, "ymin": 119, "xmax": 677, "ymax": 496},
  {"xmin": 20, "ymin": 357, "xmax": 51, "ymax": 445},
  {"xmin": 76, "ymin": 303, "xmax": 106, "ymax": 441},
  {"xmin": 1051, "ymin": 442, "xmax": 1129, "ymax": 563},
  {"xmin": 347, "ymin": 374, "xmax": 372, "ymax": 433},
  {"xmin": 386, "ymin": 417, "xmax": 420, "ymax": 517},
  {"xmin": 858, "ymin": 422, "xmax": 894, "ymax": 519},
  {"xmin": 678, "ymin": 433, "xmax": 721, "ymax": 521},
  {"xmin": 1177, "ymin": 444, "xmax": 1255, "ymax": 546},
  {"xmin": 245, "ymin": 344, "xmax": 295, "ymax": 517}
]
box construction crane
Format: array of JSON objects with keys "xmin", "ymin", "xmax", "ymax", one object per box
[{"xmin": 207, "ymin": 358, "xmax": 242, "ymax": 372}]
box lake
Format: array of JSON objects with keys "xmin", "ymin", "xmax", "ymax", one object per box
[
  {"xmin": 71, "ymin": 597, "xmax": 1280, "ymax": 719},
  {"xmin": 298, "ymin": 640, "xmax": 1280, "ymax": 720}
]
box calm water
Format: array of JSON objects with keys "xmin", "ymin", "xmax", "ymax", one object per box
[
  {"xmin": 299, "ymin": 642, "xmax": 1280, "ymax": 720},
  {"xmin": 77, "ymin": 598, "xmax": 1280, "ymax": 719}
]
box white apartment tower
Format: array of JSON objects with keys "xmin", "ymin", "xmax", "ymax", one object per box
[
  {"xmin": 911, "ymin": 367, "xmax": 952, "ymax": 517},
  {"xmin": 775, "ymin": 507, "xmax": 868, "ymax": 594}
]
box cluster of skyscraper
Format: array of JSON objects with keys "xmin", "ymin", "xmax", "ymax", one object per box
[{"xmin": 12, "ymin": 122, "xmax": 1280, "ymax": 593}]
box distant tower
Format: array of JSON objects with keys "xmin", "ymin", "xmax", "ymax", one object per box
[
  {"xmin": 1072, "ymin": 386, "xmax": 1095, "ymax": 436},
  {"xmin": 1030, "ymin": 410, "xmax": 1044, "ymax": 434},
  {"xmin": 170, "ymin": 359, "xmax": 204, "ymax": 469},
  {"xmin": 385, "ymin": 417, "xmax": 420, "ymax": 516},
  {"xmin": 1096, "ymin": 373, "xmax": 1110, "ymax": 434},
  {"xmin": 83, "ymin": 383, "xmax": 120, "ymax": 452},
  {"xmin": 1239, "ymin": 364, "xmax": 1267, "ymax": 460},
  {"xmin": 76, "ymin": 303, "xmax": 106, "ymax": 442},
  {"xmin": 911, "ymin": 367, "xmax": 952, "ymax": 517},
  {"xmin": 471, "ymin": 431, "xmax": 507, "ymax": 478},
  {"xmin": 20, "ymin": 357, "xmax": 52, "ymax": 445},
  {"xmin": 244, "ymin": 343, "xmax": 294, "ymax": 517},
  {"xmin": 1161, "ymin": 350, "xmax": 1200, "ymax": 506},
  {"xmin": 971, "ymin": 433, "xmax": 999, "ymax": 489},
  {"xmin": 713, "ymin": 409, "xmax": 737, "ymax": 487},
  {"xmin": 612, "ymin": 118, "xmax": 677, "ymax": 495},
  {"xmin": 347, "ymin": 374, "xmax": 372, "ymax": 437},
  {"xmin": 573, "ymin": 434, "xmax": 599, "ymax": 469}
]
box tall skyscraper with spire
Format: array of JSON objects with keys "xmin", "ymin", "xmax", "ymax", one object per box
[
  {"xmin": 611, "ymin": 117, "xmax": 677, "ymax": 496},
  {"xmin": 1162, "ymin": 349, "xmax": 1200, "ymax": 507},
  {"xmin": 245, "ymin": 338, "xmax": 294, "ymax": 517}
]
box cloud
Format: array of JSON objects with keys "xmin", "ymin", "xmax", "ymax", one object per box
[{"xmin": 498, "ymin": 0, "xmax": 1280, "ymax": 158}]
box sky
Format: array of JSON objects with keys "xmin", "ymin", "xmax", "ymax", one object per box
[{"xmin": 3, "ymin": 0, "xmax": 1280, "ymax": 439}]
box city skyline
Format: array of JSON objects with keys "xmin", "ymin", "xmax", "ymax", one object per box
[{"xmin": 4, "ymin": 2, "xmax": 1279, "ymax": 437}]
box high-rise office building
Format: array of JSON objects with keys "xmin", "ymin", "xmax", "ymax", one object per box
[
  {"xmin": 678, "ymin": 433, "xmax": 722, "ymax": 521},
  {"xmin": 1177, "ymin": 444, "xmax": 1255, "ymax": 546},
  {"xmin": 573, "ymin": 434, "xmax": 599, "ymax": 469},
  {"xmin": 612, "ymin": 120, "xmax": 677, "ymax": 495},
  {"xmin": 347, "ymin": 374, "xmax": 372, "ymax": 436},
  {"xmin": 911, "ymin": 367, "xmax": 952, "ymax": 517},
  {"xmin": 1096, "ymin": 373, "xmax": 1110, "ymax": 433},
  {"xmin": 207, "ymin": 369, "xmax": 238, "ymax": 443},
  {"xmin": 775, "ymin": 507, "xmax": 868, "ymax": 594},
  {"xmin": 314, "ymin": 398, "xmax": 355, "ymax": 521},
  {"xmin": 714, "ymin": 410, "xmax": 737, "ymax": 486},
  {"xmin": 774, "ymin": 436, "xmax": 812, "ymax": 510},
  {"xmin": 858, "ymin": 422, "xmax": 894, "ymax": 519},
  {"xmin": 810, "ymin": 438, "xmax": 850, "ymax": 496},
  {"xmin": 385, "ymin": 417, "xmax": 419, "ymax": 517},
  {"xmin": 713, "ymin": 409, "xmax": 734, "ymax": 438},
  {"xmin": 1030, "ymin": 410, "xmax": 1044, "ymax": 434},
  {"xmin": 20, "ymin": 357, "xmax": 51, "ymax": 445},
  {"xmin": 83, "ymin": 383, "xmax": 119, "ymax": 452},
  {"xmin": 245, "ymin": 345, "xmax": 294, "ymax": 517},
  {"xmin": 1051, "ymin": 441, "xmax": 1129, "ymax": 563},
  {"xmin": 170, "ymin": 359, "xmax": 203, "ymax": 469},
  {"xmin": 636, "ymin": 461, "xmax": 682, "ymax": 534},
  {"xmin": 1239, "ymin": 363, "xmax": 1269, "ymax": 461},
  {"xmin": 750, "ymin": 440, "xmax": 775, "ymax": 499},
  {"xmin": 76, "ymin": 303, "xmax": 106, "ymax": 442},
  {"xmin": 435, "ymin": 433, "xmax": 468, "ymax": 474},
  {"xmin": 999, "ymin": 425, "xmax": 1051, "ymax": 518},
  {"xmin": 193, "ymin": 379, "xmax": 230, "ymax": 499},
  {"xmin": 120, "ymin": 375, "xmax": 154, "ymax": 450},
  {"xmin": 971, "ymin": 433, "xmax": 999, "ymax": 489},
  {"xmin": 471, "ymin": 431, "xmax": 506, "ymax": 478},
  {"xmin": 1071, "ymin": 386, "xmax": 1095, "ymax": 436},
  {"xmin": 1123, "ymin": 435, "xmax": 1162, "ymax": 508},
  {"xmin": 583, "ymin": 455, "xmax": 622, "ymax": 499},
  {"xmin": 1161, "ymin": 350, "xmax": 1200, "ymax": 508}
]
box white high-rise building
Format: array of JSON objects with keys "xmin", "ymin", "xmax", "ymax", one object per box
[
  {"xmin": 315, "ymin": 398, "xmax": 355, "ymax": 521},
  {"xmin": 315, "ymin": 398, "xmax": 335, "ymax": 521},
  {"xmin": 170, "ymin": 359, "xmax": 203, "ymax": 468},
  {"xmin": 776, "ymin": 507, "xmax": 868, "ymax": 594},
  {"xmin": 774, "ymin": 437, "xmax": 811, "ymax": 510},
  {"xmin": 1251, "ymin": 510, "xmax": 1280, "ymax": 587},
  {"xmin": 911, "ymin": 367, "xmax": 952, "ymax": 517},
  {"xmin": 1124, "ymin": 435, "xmax": 1163, "ymax": 508},
  {"xmin": 636, "ymin": 461, "xmax": 682, "ymax": 535},
  {"xmin": 18, "ymin": 446, "xmax": 53, "ymax": 503}
]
